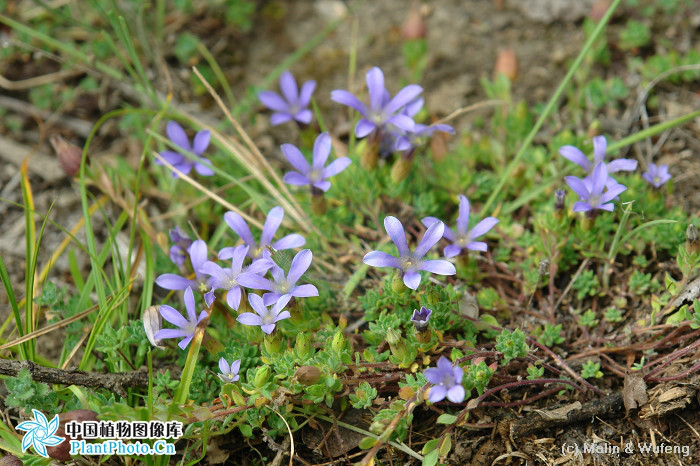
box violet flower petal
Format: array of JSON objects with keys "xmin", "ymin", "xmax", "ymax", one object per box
[
  {"xmin": 363, "ymin": 251, "xmax": 400, "ymax": 268},
  {"xmin": 287, "ymin": 249, "xmax": 312, "ymax": 285},
  {"xmin": 192, "ymin": 130, "xmax": 210, "ymax": 155},
  {"xmin": 270, "ymin": 113, "xmax": 293, "ymax": 126},
  {"xmin": 166, "ymin": 121, "xmax": 191, "ymax": 151},
  {"xmin": 413, "ymin": 221, "xmax": 444, "ymax": 259},
  {"xmin": 298, "ymin": 81, "xmax": 317, "ymax": 107},
  {"xmin": 272, "ymin": 234, "xmax": 306, "ymax": 251},
  {"xmin": 469, "ymin": 217, "xmax": 499, "ymax": 240},
  {"xmin": 559, "ymin": 145, "xmax": 591, "ymax": 171},
  {"xmin": 284, "ymin": 172, "xmax": 311, "ymax": 186},
  {"xmin": 323, "ymin": 158, "xmax": 351, "ymax": 178},
  {"xmin": 403, "ymin": 271, "xmax": 421, "ymax": 290},
  {"xmin": 224, "ymin": 212, "xmax": 256, "ymax": 248},
  {"xmin": 418, "ymin": 260, "xmax": 456, "ymax": 275},
  {"xmin": 312, "ymin": 132, "xmax": 332, "ymax": 170},
  {"xmin": 456, "ymin": 195, "xmax": 471, "ymax": 235},
  {"xmin": 384, "ymin": 216, "xmax": 410, "ymax": 257},
  {"xmin": 258, "ymin": 91, "xmax": 288, "ymax": 112},
  {"xmin": 261, "ymin": 206, "xmax": 284, "ymax": 248},
  {"xmin": 279, "ymin": 71, "xmax": 298, "ymax": 103},
  {"xmin": 330, "ymin": 90, "xmax": 368, "ymax": 116}
]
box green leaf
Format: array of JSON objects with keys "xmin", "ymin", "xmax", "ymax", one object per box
[
  {"xmin": 436, "ymin": 414, "xmax": 458, "ymax": 425},
  {"xmin": 359, "ymin": 437, "xmax": 378, "ymax": 450},
  {"xmin": 423, "ymin": 448, "xmax": 439, "ymax": 466},
  {"xmin": 422, "ymin": 438, "xmax": 440, "ymax": 455},
  {"xmin": 239, "ymin": 424, "xmax": 253, "ymax": 438},
  {"xmin": 439, "ymin": 434, "xmax": 452, "ymax": 457}
]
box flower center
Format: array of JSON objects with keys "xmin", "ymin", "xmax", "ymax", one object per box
[
  {"xmin": 262, "ymin": 313, "xmax": 276, "ymax": 325},
  {"xmin": 277, "ymin": 280, "xmax": 292, "ymax": 294},
  {"xmin": 399, "ymin": 257, "xmax": 418, "ymax": 271},
  {"xmin": 308, "ymin": 169, "xmax": 322, "ymax": 182},
  {"xmin": 440, "ymin": 375, "xmax": 454, "ymax": 387},
  {"xmin": 253, "ymin": 247, "xmax": 264, "ymax": 258},
  {"xmin": 589, "ymin": 194, "xmax": 601, "ymax": 207},
  {"xmin": 456, "ymin": 234, "xmax": 471, "ymax": 247},
  {"xmin": 198, "ymin": 280, "xmax": 209, "ymax": 293},
  {"xmin": 224, "ymin": 272, "xmax": 238, "ymax": 290},
  {"xmin": 653, "ymin": 176, "xmax": 661, "ymax": 185}
]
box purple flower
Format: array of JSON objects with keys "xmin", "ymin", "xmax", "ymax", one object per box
[
  {"xmin": 565, "ymin": 162, "xmax": 627, "ymax": 212},
  {"xmin": 422, "ymin": 195, "xmax": 499, "ymax": 258},
  {"xmin": 258, "ymin": 70, "xmax": 316, "ymax": 126},
  {"xmin": 199, "ymin": 245, "xmax": 274, "ymax": 310},
  {"xmin": 224, "ymin": 206, "xmax": 305, "ymax": 260},
  {"xmin": 395, "ymin": 123, "xmax": 454, "ymax": 153},
  {"xmin": 642, "ymin": 163, "xmax": 671, "ymax": 188},
  {"xmin": 363, "ymin": 216, "xmax": 456, "ymax": 290},
  {"xmin": 282, "ymin": 132, "xmax": 351, "ymax": 192},
  {"xmin": 156, "ymin": 121, "xmax": 214, "ymax": 178},
  {"xmin": 411, "ymin": 306, "xmax": 432, "ymax": 331},
  {"xmin": 237, "ymin": 249, "xmax": 319, "ymax": 305},
  {"xmin": 218, "ymin": 358, "xmax": 241, "ymax": 383},
  {"xmin": 169, "ymin": 226, "xmax": 193, "ymax": 267},
  {"xmin": 237, "ymin": 293, "xmax": 292, "ymax": 334},
  {"xmin": 156, "ymin": 239, "xmax": 210, "ymax": 294},
  {"xmin": 424, "ymin": 356, "xmax": 465, "ymax": 403},
  {"xmin": 154, "ymin": 287, "xmax": 208, "ymax": 350},
  {"xmin": 331, "ymin": 67, "xmax": 422, "ymax": 138},
  {"xmin": 559, "ymin": 136, "xmax": 637, "ymax": 187}
]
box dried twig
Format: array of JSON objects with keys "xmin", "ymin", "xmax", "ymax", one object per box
[{"xmin": 0, "ymin": 360, "xmax": 152, "ymax": 398}]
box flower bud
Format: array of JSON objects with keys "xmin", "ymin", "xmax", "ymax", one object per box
[
  {"xmin": 311, "ymin": 189, "xmax": 327, "ymax": 215},
  {"xmin": 386, "ymin": 328, "xmax": 401, "ymax": 346},
  {"xmin": 686, "ymin": 224, "xmax": 699, "ymax": 254},
  {"xmin": 294, "ymin": 332, "xmax": 312, "ymax": 359},
  {"xmin": 493, "ymin": 48, "xmax": 518, "ymax": 81},
  {"xmin": 360, "ymin": 138, "xmax": 379, "ymax": 170},
  {"xmin": 386, "ymin": 328, "xmax": 409, "ymax": 362},
  {"xmin": 401, "ymin": 4, "xmax": 427, "ymax": 40},
  {"xmin": 47, "ymin": 409, "xmax": 99, "ymax": 461},
  {"xmin": 331, "ymin": 331, "xmax": 346, "ymax": 353},
  {"xmin": 263, "ymin": 333, "xmax": 283, "ymax": 355},
  {"xmin": 49, "ymin": 134, "xmax": 83, "ymax": 177},
  {"xmin": 0, "ymin": 455, "xmax": 24, "ymax": 466},
  {"xmin": 295, "ymin": 366, "xmax": 322, "ymax": 385},
  {"xmin": 554, "ymin": 189, "xmax": 566, "ymax": 212},
  {"xmin": 254, "ymin": 365, "xmax": 271, "ymax": 388},
  {"xmin": 391, "ymin": 271, "xmax": 406, "ymax": 293},
  {"xmin": 143, "ymin": 305, "xmax": 165, "ymax": 349},
  {"xmin": 390, "ymin": 156, "xmax": 412, "ymax": 183}
]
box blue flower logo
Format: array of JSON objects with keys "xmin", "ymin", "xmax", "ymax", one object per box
[{"xmin": 16, "ymin": 409, "xmax": 64, "ymax": 457}]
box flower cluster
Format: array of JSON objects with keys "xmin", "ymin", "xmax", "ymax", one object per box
[
  {"xmin": 151, "ymin": 206, "xmax": 314, "ymax": 354},
  {"xmin": 561, "ymin": 135, "xmax": 670, "ymax": 213},
  {"xmin": 332, "ymin": 67, "xmax": 452, "ymax": 157},
  {"xmin": 156, "ymin": 121, "xmax": 214, "ymax": 178}
]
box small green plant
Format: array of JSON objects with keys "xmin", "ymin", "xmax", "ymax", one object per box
[
  {"xmin": 495, "ymin": 329, "xmax": 529, "ymax": 364},
  {"xmin": 618, "ymin": 19, "xmax": 651, "ymax": 50},
  {"xmin": 350, "ymin": 382, "xmax": 378, "ymax": 409},
  {"xmin": 527, "ymin": 364, "xmax": 545, "ymax": 380},
  {"xmin": 573, "ymin": 269, "xmax": 600, "ymax": 300},
  {"xmin": 539, "ymin": 324, "xmax": 564, "ymax": 347},
  {"xmin": 581, "ymin": 361, "xmax": 603, "ymax": 379},
  {"xmin": 604, "ymin": 307, "xmax": 623, "ymax": 323},
  {"xmin": 578, "ymin": 309, "xmax": 599, "ymax": 328},
  {"xmin": 628, "ymin": 270, "xmax": 655, "ymax": 295}
]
